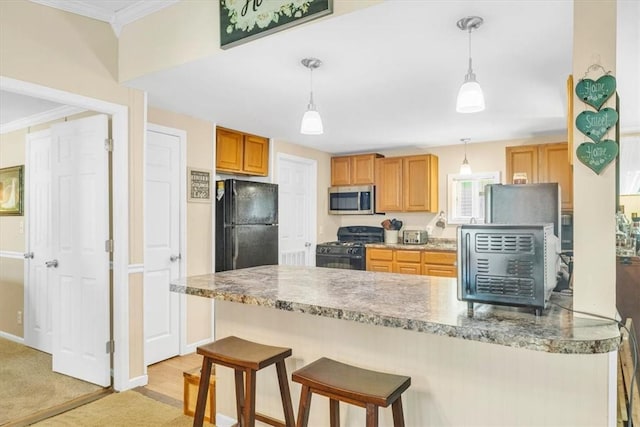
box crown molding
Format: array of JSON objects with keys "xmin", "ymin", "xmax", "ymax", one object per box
[
  {"xmin": 0, "ymin": 105, "xmax": 86, "ymax": 135},
  {"xmin": 29, "ymin": 0, "xmax": 180, "ymax": 37}
]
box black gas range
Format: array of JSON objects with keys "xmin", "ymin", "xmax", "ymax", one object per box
[{"xmin": 316, "ymin": 226, "xmax": 384, "ymax": 270}]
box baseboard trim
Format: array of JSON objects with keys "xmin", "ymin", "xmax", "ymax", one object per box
[
  {"xmin": 119, "ymin": 374, "xmax": 148, "ymax": 391},
  {"xmin": 182, "ymin": 336, "xmax": 214, "ymax": 355},
  {"xmin": 216, "ymin": 413, "xmax": 237, "ymax": 427},
  {"xmin": 0, "ymin": 331, "xmax": 24, "ymax": 344}
]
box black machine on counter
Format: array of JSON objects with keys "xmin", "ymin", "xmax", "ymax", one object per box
[
  {"xmin": 458, "ymin": 183, "xmax": 564, "ymax": 315},
  {"xmin": 215, "ymin": 179, "xmax": 278, "ymax": 272},
  {"xmin": 458, "ymin": 224, "xmax": 558, "ymax": 316}
]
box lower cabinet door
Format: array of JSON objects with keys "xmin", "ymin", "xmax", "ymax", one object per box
[
  {"xmin": 422, "ymin": 264, "xmax": 457, "ymax": 278},
  {"xmin": 367, "ymin": 261, "xmax": 393, "ymax": 272},
  {"xmin": 395, "ymin": 262, "xmax": 422, "ymax": 275}
]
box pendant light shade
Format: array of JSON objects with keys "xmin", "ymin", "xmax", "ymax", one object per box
[
  {"xmin": 300, "ymin": 58, "xmax": 323, "ymax": 135},
  {"xmin": 459, "ymin": 138, "xmax": 472, "ymax": 175},
  {"xmin": 456, "ymin": 16, "xmax": 485, "ymax": 113},
  {"xmin": 300, "ymin": 109, "xmax": 323, "ymax": 135}
]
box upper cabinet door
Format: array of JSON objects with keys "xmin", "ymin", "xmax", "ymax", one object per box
[
  {"xmin": 505, "ymin": 145, "xmax": 538, "ymax": 184},
  {"xmin": 403, "ymin": 155, "xmax": 438, "ymax": 212},
  {"xmin": 376, "ymin": 157, "xmax": 404, "ymax": 212},
  {"xmin": 540, "ymin": 142, "xmax": 573, "ymax": 210},
  {"xmin": 351, "ymin": 154, "xmax": 378, "ymax": 185},
  {"xmin": 216, "ymin": 128, "xmax": 243, "ymax": 172},
  {"xmin": 331, "ymin": 156, "xmax": 352, "ymax": 186},
  {"xmin": 243, "ymin": 134, "xmax": 269, "ymax": 175}
]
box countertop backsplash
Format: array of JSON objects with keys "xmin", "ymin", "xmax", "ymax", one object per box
[{"xmin": 338, "ymin": 211, "xmax": 459, "ymax": 240}]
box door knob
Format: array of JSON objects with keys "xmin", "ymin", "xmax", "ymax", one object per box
[
  {"xmin": 24, "ymin": 252, "xmax": 34, "ymax": 259},
  {"xmin": 170, "ymin": 254, "xmax": 181, "ymax": 262},
  {"xmin": 45, "ymin": 259, "xmax": 59, "ymax": 268},
  {"xmin": 304, "ymin": 242, "xmax": 312, "ymax": 248}
]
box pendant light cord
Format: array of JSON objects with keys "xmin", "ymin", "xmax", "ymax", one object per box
[
  {"xmin": 308, "ymin": 67, "xmax": 315, "ymax": 108},
  {"xmin": 467, "ymin": 27, "xmax": 474, "ymax": 75}
]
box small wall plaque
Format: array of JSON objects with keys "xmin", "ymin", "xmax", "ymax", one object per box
[
  {"xmin": 575, "ymin": 75, "xmax": 616, "ymax": 110},
  {"xmin": 575, "ymin": 108, "xmax": 618, "ymax": 143},
  {"xmin": 576, "ymin": 140, "xmax": 618, "ymax": 175},
  {"xmin": 188, "ymin": 168, "xmax": 212, "ymax": 203}
]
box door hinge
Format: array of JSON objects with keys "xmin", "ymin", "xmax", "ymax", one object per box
[
  {"xmin": 104, "ymin": 138, "xmax": 114, "ymax": 152},
  {"xmin": 106, "ymin": 340, "xmax": 115, "ymax": 354},
  {"xmin": 105, "ymin": 239, "xmax": 114, "ymax": 253}
]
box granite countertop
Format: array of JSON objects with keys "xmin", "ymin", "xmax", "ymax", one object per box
[
  {"xmin": 366, "ymin": 237, "xmax": 457, "ymax": 252},
  {"xmin": 171, "ymin": 265, "xmax": 619, "ymax": 354}
]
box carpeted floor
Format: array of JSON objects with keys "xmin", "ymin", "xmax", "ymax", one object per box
[
  {"xmin": 0, "ymin": 337, "xmax": 103, "ymax": 424},
  {"xmin": 32, "ymin": 390, "xmax": 210, "ymax": 426}
]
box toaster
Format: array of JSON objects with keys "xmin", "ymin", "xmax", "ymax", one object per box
[{"xmin": 403, "ymin": 230, "xmax": 428, "ymax": 244}]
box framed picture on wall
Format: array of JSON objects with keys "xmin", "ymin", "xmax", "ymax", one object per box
[
  {"xmin": 188, "ymin": 168, "xmax": 212, "ymax": 203},
  {"xmin": 220, "ymin": 0, "xmax": 333, "ymax": 49},
  {"xmin": 0, "ymin": 165, "xmax": 24, "ymax": 216}
]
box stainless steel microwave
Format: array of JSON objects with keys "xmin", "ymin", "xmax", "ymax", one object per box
[{"xmin": 328, "ymin": 185, "xmax": 375, "ymax": 215}]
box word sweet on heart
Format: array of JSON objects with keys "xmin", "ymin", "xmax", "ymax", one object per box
[
  {"xmin": 576, "ymin": 140, "xmax": 619, "ymax": 175},
  {"xmin": 575, "ymin": 108, "xmax": 618, "ymax": 143},
  {"xmin": 575, "ymin": 75, "xmax": 616, "ymax": 110}
]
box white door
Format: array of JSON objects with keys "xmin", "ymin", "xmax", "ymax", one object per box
[
  {"xmin": 144, "ymin": 127, "xmax": 182, "ymax": 365},
  {"xmin": 50, "ymin": 115, "xmax": 111, "ymax": 387},
  {"xmin": 277, "ymin": 153, "xmax": 317, "ymax": 266},
  {"xmin": 24, "ymin": 129, "xmax": 53, "ymax": 353}
]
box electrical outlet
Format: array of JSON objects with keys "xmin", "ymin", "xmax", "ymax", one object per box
[
  {"xmin": 17, "ymin": 310, "xmax": 22, "ymax": 325},
  {"xmin": 19, "ymin": 221, "xmax": 24, "ymax": 234}
]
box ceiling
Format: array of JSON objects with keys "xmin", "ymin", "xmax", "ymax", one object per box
[{"xmin": 6, "ymin": 1, "xmax": 639, "ymax": 154}]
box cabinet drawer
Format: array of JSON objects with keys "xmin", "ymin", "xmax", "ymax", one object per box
[
  {"xmin": 422, "ymin": 251, "xmax": 456, "ymax": 265},
  {"xmin": 367, "ymin": 248, "xmax": 393, "ymax": 261},
  {"xmin": 395, "ymin": 250, "xmax": 421, "ymax": 263},
  {"xmin": 422, "ymin": 264, "xmax": 457, "ymax": 278},
  {"xmin": 367, "ymin": 261, "xmax": 393, "ymax": 273},
  {"xmin": 395, "ymin": 262, "xmax": 421, "ymax": 275}
]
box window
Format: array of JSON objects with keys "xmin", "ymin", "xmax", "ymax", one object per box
[{"xmin": 447, "ymin": 172, "xmax": 500, "ymax": 224}]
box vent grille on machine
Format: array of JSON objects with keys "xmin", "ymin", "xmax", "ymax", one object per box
[
  {"xmin": 476, "ymin": 276, "xmax": 535, "ymax": 297},
  {"xmin": 475, "ymin": 233, "xmax": 534, "ymax": 253}
]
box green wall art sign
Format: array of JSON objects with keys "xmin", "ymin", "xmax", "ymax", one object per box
[
  {"xmin": 575, "ymin": 75, "xmax": 616, "ymax": 110},
  {"xmin": 220, "ymin": 0, "xmax": 333, "ymax": 49},
  {"xmin": 575, "ymin": 108, "xmax": 618, "ymax": 143},
  {"xmin": 576, "ymin": 140, "xmax": 619, "ymax": 175}
]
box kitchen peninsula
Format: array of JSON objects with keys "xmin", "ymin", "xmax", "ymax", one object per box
[{"xmin": 172, "ymin": 266, "xmax": 619, "ymax": 426}]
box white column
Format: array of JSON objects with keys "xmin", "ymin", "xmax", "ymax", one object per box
[{"xmin": 572, "ymin": 0, "xmax": 618, "ymax": 319}]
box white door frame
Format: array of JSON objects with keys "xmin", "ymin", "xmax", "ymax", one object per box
[
  {"xmin": 276, "ymin": 152, "xmax": 317, "ymax": 265},
  {"xmin": 144, "ymin": 123, "xmax": 188, "ymax": 364},
  {"xmin": 0, "ymin": 76, "xmax": 132, "ymax": 391}
]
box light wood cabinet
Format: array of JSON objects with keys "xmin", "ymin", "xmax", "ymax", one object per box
[
  {"xmin": 395, "ymin": 250, "xmax": 422, "ymax": 275},
  {"xmin": 366, "ymin": 248, "xmax": 394, "ymax": 272},
  {"xmin": 375, "ymin": 154, "xmax": 438, "ymax": 213},
  {"xmin": 505, "ymin": 142, "xmax": 573, "ymax": 210},
  {"xmin": 366, "ymin": 248, "xmax": 456, "ymax": 277},
  {"xmin": 331, "ymin": 153, "xmax": 382, "ymax": 186},
  {"xmin": 216, "ymin": 127, "xmax": 269, "ymax": 176},
  {"xmin": 422, "ymin": 251, "xmax": 457, "ymax": 278}
]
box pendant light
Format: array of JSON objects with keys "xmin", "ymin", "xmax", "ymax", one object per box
[
  {"xmin": 459, "ymin": 138, "xmax": 472, "ymax": 175},
  {"xmin": 300, "ymin": 57, "xmax": 323, "ymax": 135},
  {"xmin": 456, "ymin": 16, "xmax": 485, "ymax": 113}
]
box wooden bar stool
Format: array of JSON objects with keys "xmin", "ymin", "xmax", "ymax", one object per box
[
  {"xmin": 194, "ymin": 336, "xmax": 296, "ymax": 427},
  {"xmin": 292, "ymin": 357, "xmax": 411, "ymax": 427}
]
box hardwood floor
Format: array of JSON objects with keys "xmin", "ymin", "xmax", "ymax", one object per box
[{"xmin": 145, "ymin": 352, "xmax": 204, "ymax": 402}]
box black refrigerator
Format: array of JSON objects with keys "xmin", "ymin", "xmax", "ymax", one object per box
[{"xmin": 215, "ymin": 179, "xmax": 279, "ymax": 272}]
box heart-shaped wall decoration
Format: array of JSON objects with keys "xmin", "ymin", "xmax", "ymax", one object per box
[
  {"xmin": 576, "ymin": 140, "xmax": 619, "ymax": 174},
  {"xmin": 575, "ymin": 75, "xmax": 616, "ymax": 110},
  {"xmin": 575, "ymin": 108, "xmax": 618, "ymax": 143}
]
